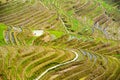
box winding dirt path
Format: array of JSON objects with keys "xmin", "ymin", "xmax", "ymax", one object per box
[{"xmin": 34, "ymin": 50, "xmax": 78, "ymax": 80}]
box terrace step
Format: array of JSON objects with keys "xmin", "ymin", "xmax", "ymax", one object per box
[
  {"xmin": 0, "ymin": 46, "xmax": 75, "ymax": 80},
  {"xmin": 0, "ymin": 1, "xmax": 18, "ymax": 9},
  {"xmin": 0, "ymin": 2, "xmax": 30, "ymax": 17}
]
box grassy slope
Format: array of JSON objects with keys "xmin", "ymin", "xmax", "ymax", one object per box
[{"xmin": 0, "ymin": 23, "xmax": 7, "ymax": 45}]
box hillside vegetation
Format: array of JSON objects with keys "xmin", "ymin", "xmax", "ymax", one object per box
[{"xmin": 0, "ymin": 0, "xmax": 120, "ymax": 80}]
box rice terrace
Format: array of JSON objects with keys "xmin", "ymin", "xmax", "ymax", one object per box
[{"xmin": 0, "ymin": 0, "xmax": 120, "ymax": 80}]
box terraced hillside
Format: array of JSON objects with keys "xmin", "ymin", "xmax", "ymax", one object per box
[{"xmin": 0, "ymin": 0, "xmax": 120, "ymax": 80}]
